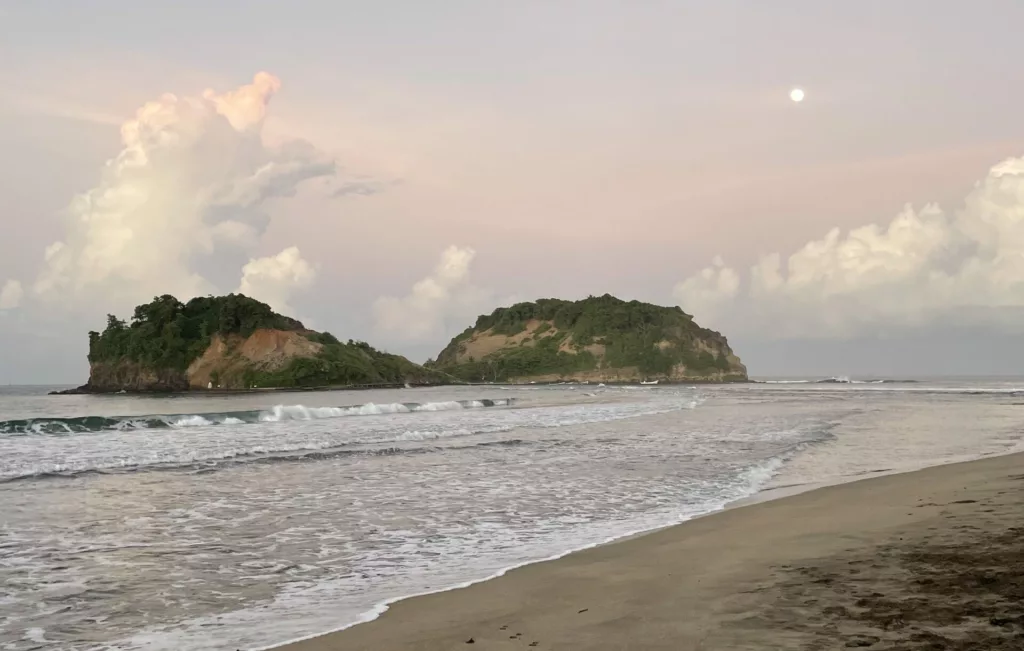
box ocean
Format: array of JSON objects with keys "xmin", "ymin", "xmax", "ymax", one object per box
[{"xmin": 1, "ymin": 378, "xmax": 1022, "ymax": 650}]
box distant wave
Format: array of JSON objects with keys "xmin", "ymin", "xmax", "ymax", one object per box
[
  {"xmin": 755, "ymin": 377, "xmax": 918, "ymax": 385},
  {"xmin": 0, "ymin": 427, "xmax": 524, "ymax": 484},
  {"xmin": 3, "ymin": 436, "xmax": 481, "ymax": 483},
  {"xmin": 0, "ymin": 397, "xmax": 707, "ymax": 483},
  {"xmin": 752, "ymin": 378, "xmax": 1024, "ymax": 397},
  {"xmin": 0, "ymin": 399, "xmax": 515, "ymax": 436},
  {"xmin": 814, "ymin": 376, "xmax": 918, "ymax": 384}
]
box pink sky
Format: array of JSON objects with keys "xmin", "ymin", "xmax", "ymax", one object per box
[{"xmin": 3, "ymin": 1, "xmax": 1024, "ymax": 381}]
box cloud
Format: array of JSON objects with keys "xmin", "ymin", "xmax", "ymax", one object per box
[
  {"xmin": 674, "ymin": 155, "xmax": 1024, "ymax": 338},
  {"xmin": 0, "ymin": 280, "xmax": 22, "ymax": 310},
  {"xmin": 672, "ymin": 255, "xmax": 738, "ymax": 324},
  {"xmin": 237, "ymin": 246, "xmax": 316, "ymax": 315},
  {"xmin": 374, "ymin": 245, "xmax": 492, "ymax": 342},
  {"xmin": 12, "ymin": 72, "xmax": 338, "ymax": 313},
  {"xmin": 331, "ymin": 177, "xmax": 396, "ymax": 198}
]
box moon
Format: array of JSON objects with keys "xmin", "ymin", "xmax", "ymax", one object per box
[{"xmin": 789, "ymin": 88, "xmax": 805, "ymax": 103}]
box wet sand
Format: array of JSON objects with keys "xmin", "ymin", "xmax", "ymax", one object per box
[{"xmin": 274, "ymin": 452, "xmax": 1024, "ymax": 650}]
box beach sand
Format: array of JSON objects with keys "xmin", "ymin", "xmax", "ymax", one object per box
[{"xmin": 275, "ymin": 453, "xmax": 1024, "ymax": 650}]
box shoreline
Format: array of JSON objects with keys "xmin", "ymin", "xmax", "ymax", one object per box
[
  {"xmin": 254, "ymin": 504, "xmax": 715, "ymax": 651},
  {"xmin": 46, "ymin": 378, "xmax": 755, "ymax": 396},
  {"xmin": 269, "ymin": 451, "xmax": 1024, "ymax": 650},
  {"xmin": 44, "ymin": 376, "xmax": 933, "ymax": 396},
  {"xmin": 255, "ymin": 474, "xmax": 836, "ymax": 651}
]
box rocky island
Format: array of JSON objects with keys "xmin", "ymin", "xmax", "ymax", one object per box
[
  {"xmin": 429, "ymin": 294, "xmax": 747, "ymax": 384},
  {"xmin": 62, "ymin": 294, "xmax": 443, "ymax": 393}
]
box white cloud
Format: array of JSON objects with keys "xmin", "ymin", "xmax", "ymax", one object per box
[
  {"xmin": 671, "ymin": 255, "xmax": 738, "ymax": 324},
  {"xmin": 0, "ymin": 280, "xmax": 23, "ymax": 310},
  {"xmin": 237, "ymin": 246, "xmax": 316, "ymax": 315},
  {"xmin": 674, "ymin": 155, "xmax": 1024, "ymax": 338},
  {"xmin": 14, "ymin": 72, "xmax": 337, "ymax": 312},
  {"xmin": 373, "ymin": 245, "xmax": 492, "ymax": 341}
]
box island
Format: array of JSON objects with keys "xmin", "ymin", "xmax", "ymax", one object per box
[
  {"xmin": 428, "ymin": 294, "xmax": 747, "ymax": 384},
  {"xmin": 62, "ymin": 294, "xmax": 444, "ymax": 393}
]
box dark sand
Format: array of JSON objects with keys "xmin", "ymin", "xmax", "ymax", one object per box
[{"xmin": 275, "ymin": 453, "xmax": 1024, "ymax": 650}]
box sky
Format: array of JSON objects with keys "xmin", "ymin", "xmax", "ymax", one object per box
[{"xmin": 3, "ymin": 0, "xmax": 1024, "ymax": 382}]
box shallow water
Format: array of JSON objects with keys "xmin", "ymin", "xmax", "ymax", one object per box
[{"xmin": 0, "ymin": 379, "xmax": 1021, "ymax": 650}]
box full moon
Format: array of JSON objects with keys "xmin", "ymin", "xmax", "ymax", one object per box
[{"xmin": 789, "ymin": 88, "xmax": 805, "ymax": 103}]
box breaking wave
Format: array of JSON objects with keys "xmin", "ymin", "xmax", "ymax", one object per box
[
  {"xmin": 0, "ymin": 399, "xmax": 515, "ymax": 435},
  {"xmin": 814, "ymin": 376, "xmax": 916, "ymax": 384},
  {"xmin": 757, "ymin": 377, "xmax": 918, "ymax": 385},
  {"xmin": 0, "ymin": 396, "xmax": 708, "ymax": 483},
  {"xmin": 752, "ymin": 379, "xmax": 1024, "ymax": 395}
]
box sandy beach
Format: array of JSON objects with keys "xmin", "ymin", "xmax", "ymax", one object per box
[{"xmin": 276, "ymin": 452, "xmax": 1024, "ymax": 651}]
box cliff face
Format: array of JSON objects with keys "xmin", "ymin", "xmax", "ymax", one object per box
[
  {"xmin": 432, "ymin": 295, "xmax": 748, "ymax": 383},
  {"xmin": 84, "ymin": 361, "xmax": 189, "ymax": 393},
  {"xmin": 76, "ymin": 329, "xmax": 442, "ymax": 393},
  {"xmin": 70, "ymin": 293, "xmax": 441, "ymax": 393},
  {"xmin": 79, "ymin": 329, "xmax": 319, "ymax": 392},
  {"xmin": 186, "ymin": 330, "xmax": 323, "ymax": 389}
]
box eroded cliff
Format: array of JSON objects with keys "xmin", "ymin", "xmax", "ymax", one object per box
[{"xmin": 69, "ymin": 294, "xmax": 439, "ymax": 393}]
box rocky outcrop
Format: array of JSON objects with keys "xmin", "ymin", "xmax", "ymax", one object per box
[
  {"xmin": 441, "ymin": 322, "xmax": 746, "ymax": 383},
  {"xmin": 432, "ymin": 295, "xmax": 748, "ymax": 384},
  {"xmin": 65, "ymin": 293, "xmax": 439, "ymax": 393},
  {"xmin": 58, "ymin": 328, "xmax": 441, "ymax": 394},
  {"xmin": 68, "ymin": 330, "xmax": 332, "ymax": 392},
  {"xmin": 65, "ymin": 361, "xmax": 189, "ymax": 394}
]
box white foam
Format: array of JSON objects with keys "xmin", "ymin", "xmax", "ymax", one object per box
[
  {"xmin": 25, "ymin": 628, "xmax": 48, "ymax": 644},
  {"xmin": 115, "ymin": 419, "xmax": 157, "ymax": 430},
  {"xmin": 412, "ymin": 401, "xmax": 464, "ymax": 412},
  {"xmin": 192, "ymin": 455, "xmax": 789, "ymax": 651},
  {"xmin": 0, "ymin": 392, "xmax": 707, "ymax": 481},
  {"xmin": 769, "ymin": 384, "xmax": 1024, "ymax": 394},
  {"xmin": 257, "ymin": 401, "xmax": 471, "ymax": 423},
  {"xmin": 13, "ymin": 381, "xmax": 1024, "ymax": 651},
  {"xmin": 116, "ymin": 450, "xmax": 784, "ymax": 651},
  {"xmin": 171, "ymin": 416, "xmax": 214, "ymax": 428},
  {"xmin": 260, "ymin": 405, "xmax": 347, "ymax": 422},
  {"xmin": 385, "ymin": 429, "xmax": 475, "ymax": 443},
  {"xmin": 736, "ymin": 455, "xmax": 785, "ymax": 487}
]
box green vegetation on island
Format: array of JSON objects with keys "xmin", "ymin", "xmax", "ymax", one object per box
[
  {"xmin": 75, "ymin": 292, "xmax": 746, "ymax": 392},
  {"xmin": 88, "ymin": 294, "xmax": 302, "ymax": 371},
  {"xmin": 242, "ymin": 336, "xmax": 432, "ymax": 389},
  {"xmin": 84, "ymin": 294, "xmax": 438, "ymax": 391},
  {"xmin": 430, "ymin": 294, "xmax": 746, "ymax": 383}
]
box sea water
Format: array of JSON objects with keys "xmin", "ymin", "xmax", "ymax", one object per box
[{"xmin": 1, "ymin": 379, "xmax": 1022, "ymax": 650}]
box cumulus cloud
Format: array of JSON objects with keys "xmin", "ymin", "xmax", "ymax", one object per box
[
  {"xmin": 674, "ymin": 155, "xmax": 1024, "ymax": 337},
  {"xmin": 672, "ymin": 256, "xmax": 738, "ymax": 324},
  {"xmin": 14, "ymin": 72, "xmax": 338, "ymax": 313},
  {"xmin": 237, "ymin": 246, "xmax": 316, "ymax": 315},
  {"xmin": 0, "ymin": 280, "xmax": 23, "ymax": 310},
  {"xmin": 374, "ymin": 246, "xmax": 492, "ymax": 341}
]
